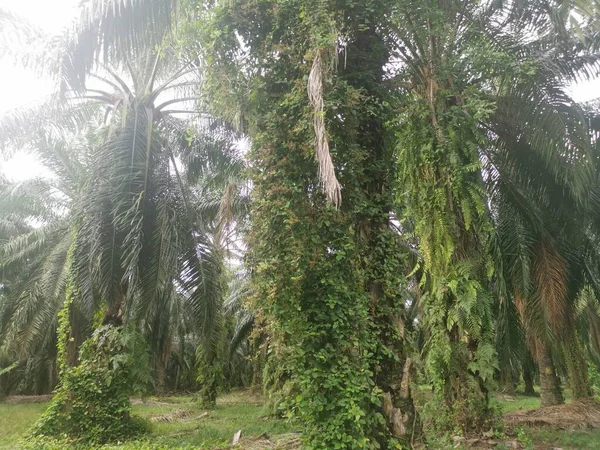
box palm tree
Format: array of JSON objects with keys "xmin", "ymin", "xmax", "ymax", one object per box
[
  {"xmin": 392, "ymin": 0, "xmax": 600, "ymax": 418},
  {"xmin": 139, "ymin": 124, "xmax": 249, "ymax": 397},
  {"xmin": 480, "ymin": 9, "xmax": 600, "ymax": 405},
  {"xmin": 56, "ymin": 0, "xmax": 181, "ymax": 90},
  {"xmin": 0, "ymin": 133, "xmax": 90, "ymax": 389},
  {"xmin": 1, "ymin": 0, "xmax": 254, "ymax": 407},
  {"xmin": 0, "ymin": 50, "xmax": 239, "ymax": 407}
]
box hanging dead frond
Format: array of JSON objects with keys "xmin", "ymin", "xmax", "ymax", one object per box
[
  {"xmin": 534, "ymin": 240, "xmax": 569, "ymax": 335},
  {"xmin": 215, "ymin": 183, "xmax": 235, "ymax": 250},
  {"xmin": 307, "ymin": 49, "xmax": 342, "ymax": 207},
  {"xmin": 514, "ymin": 290, "xmax": 539, "ymax": 356}
]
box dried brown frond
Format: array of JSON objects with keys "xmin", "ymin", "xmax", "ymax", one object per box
[
  {"xmin": 149, "ymin": 409, "xmax": 195, "ymax": 422},
  {"xmin": 513, "ymin": 290, "xmax": 539, "ymax": 356},
  {"xmin": 233, "ymin": 432, "xmax": 301, "ymax": 449},
  {"xmin": 4, "ymin": 395, "xmax": 53, "ymax": 403},
  {"xmin": 505, "ymin": 398, "xmax": 600, "ymax": 429},
  {"xmin": 534, "ymin": 240, "xmax": 569, "ymax": 335},
  {"xmin": 307, "ymin": 49, "xmax": 342, "ymax": 207}
]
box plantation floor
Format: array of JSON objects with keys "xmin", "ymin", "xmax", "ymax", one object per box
[
  {"xmin": 0, "ymin": 391, "xmax": 298, "ymax": 449},
  {"xmin": 494, "ymin": 394, "xmax": 600, "ymax": 449},
  {"xmin": 1, "ymin": 391, "xmax": 599, "ymax": 449}
]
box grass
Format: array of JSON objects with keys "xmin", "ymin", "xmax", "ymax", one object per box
[
  {"xmin": 0, "ymin": 402, "xmax": 47, "ymax": 448},
  {"xmin": 496, "ymin": 393, "xmax": 541, "ymax": 414},
  {"xmin": 0, "ymin": 391, "xmax": 298, "ymax": 449},
  {"xmin": 526, "ymin": 428, "xmax": 600, "ymax": 449},
  {"xmin": 2, "ymin": 390, "xmax": 600, "ymax": 449},
  {"xmin": 496, "ymin": 386, "xmax": 577, "ymax": 414}
]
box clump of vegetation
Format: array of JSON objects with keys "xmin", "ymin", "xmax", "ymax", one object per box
[{"xmin": 29, "ymin": 325, "xmax": 152, "ymax": 444}]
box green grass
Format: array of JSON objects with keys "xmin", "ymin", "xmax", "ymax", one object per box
[
  {"xmin": 527, "ymin": 428, "xmax": 600, "ymax": 449},
  {"xmin": 496, "ymin": 393, "xmax": 541, "ymax": 413},
  {"xmin": 0, "ymin": 402, "xmax": 47, "ymax": 448},
  {"xmin": 3, "ymin": 390, "xmax": 600, "ymax": 449},
  {"xmin": 496, "ymin": 387, "xmax": 576, "ymax": 413},
  {"xmin": 0, "ymin": 391, "xmax": 298, "ymax": 449}
]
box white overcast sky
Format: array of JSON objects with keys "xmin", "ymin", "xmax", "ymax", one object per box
[
  {"xmin": 0, "ymin": 0, "xmax": 599, "ymax": 182},
  {"xmin": 0, "ymin": 0, "xmax": 78, "ymax": 181}
]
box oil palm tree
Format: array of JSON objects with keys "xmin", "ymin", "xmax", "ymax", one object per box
[
  {"xmin": 490, "ymin": 175, "xmax": 587, "ymax": 405},
  {"xmin": 392, "ymin": 0, "xmax": 600, "ymax": 418},
  {"xmin": 1, "ymin": 0, "xmax": 252, "ymax": 406},
  {"xmin": 0, "ymin": 50, "xmax": 239, "ymax": 406},
  {"xmin": 0, "ymin": 131, "xmax": 94, "ymax": 392},
  {"xmin": 480, "ymin": 9, "xmax": 600, "ymax": 404}
]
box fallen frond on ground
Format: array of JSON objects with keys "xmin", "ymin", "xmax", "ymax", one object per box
[
  {"xmin": 130, "ymin": 399, "xmax": 174, "ymax": 406},
  {"xmin": 234, "ymin": 432, "xmax": 301, "ymax": 450},
  {"xmin": 148, "ymin": 409, "xmax": 196, "ymax": 423},
  {"xmin": 505, "ymin": 398, "xmax": 600, "ymax": 429}
]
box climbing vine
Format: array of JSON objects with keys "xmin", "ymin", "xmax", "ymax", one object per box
[
  {"xmin": 31, "ymin": 232, "xmax": 153, "ymax": 444},
  {"xmin": 30, "ymin": 325, "xmax": 152, "ymax": 444},
  {"xmin": 194, "ymin": 0, "xmax": 417, "ymax": 447},
  {"xmin": 56, "ymin": 232, "xmax": 79, "ymax": 374}
]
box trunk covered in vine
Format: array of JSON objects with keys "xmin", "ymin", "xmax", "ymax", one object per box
[
  {"xmin": 155, "ymin": 337, "xmax": 172, "ymax": 394},
  {"xmin": 348, "ymin": 28, "xmax": 420, "ymax": 443},
  {"xmin": 399, "ymin": 80, "xmax": 496, "ymax": 433},
  {"xmin": 208, "ymin": 2, "xmax": 418, "ymax": 446},
  {"xmin": 197, "ymin": 317, "xmax": 223, "ymax": 408},
  {"xmin": 393, "ymin": 3, "xmax": 500, "ymax": 433}
]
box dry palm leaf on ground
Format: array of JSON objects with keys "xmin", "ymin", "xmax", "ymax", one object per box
[{"xmin": 504, "ymin": 398, "xmax": 600, "ymax": 429}]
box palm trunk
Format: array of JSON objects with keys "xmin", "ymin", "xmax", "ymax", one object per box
[
  {"xmin": 538, "ymin": 344, "xmax": 564, "ymax": 407},
  {"xmin": 198, "ymin": 339, "xmax": 220, "ymax": 409},
  {"xmin": 500, "ymin": 369, "xmax": 516, "ymax": 396},
  {"xmin": 522, "ymin": 353, "xmax": 536, "ymax": 396},
  {"xmin": 350, "ymin": 26, "xmax": 420, "ymax": 444},
  {"xmin": 198, "ymin": 365, "xmax": 218, "ymax": 408},
  {"xmin": 156, "ymin": 361, "xmax": 167, "ymax": 394},
  {"xmin": 156, "ymin": 336, "xmax": 173, "ymax": 394},
  {"xmin": 103, "ymin": 297, "xmax": 123, "ymax": 326},
  {"xmin": 369, "ymin": 274, "xmax": 419, "ymax": 441}
]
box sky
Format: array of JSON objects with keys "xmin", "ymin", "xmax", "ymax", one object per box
[
  {"xmin": 0, "ymin": 0, "xmax": 78, "ymax": 181},
  {"xmin": 0, "ymin": 0, "xmax": 78, "ymax": 113},
  {"xmin": 0, "ymin": 0, "xmax": 599, "ymax": 182}
]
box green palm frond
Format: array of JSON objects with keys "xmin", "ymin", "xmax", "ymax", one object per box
[
  {"xmin": 0, "ymin": 7, "xmax": 43, "ymax": 57},
  {"xmin": 59, "ymin": 0, "xmax": 180, "ymax": 88}
]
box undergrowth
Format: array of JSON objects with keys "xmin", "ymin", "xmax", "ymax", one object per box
[
  {"xmin": 0, "ymin": 391, "xmax": 296, "ymax": 449},
  {"xmin": 28, "ymin": 326, "xmax": 152, "ymax": 444}
]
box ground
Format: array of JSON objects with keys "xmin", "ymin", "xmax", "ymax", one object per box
[
  {"xmin": 0, "ymin": 391, "xmax": 297, "ymax": 449},
  {"xmin": 0, "ymin": 391, "xmax": 599, "ymax": 449},
  {"xmin": 496, "ymin": 393, "xmax": 600, "ymax": 450}
]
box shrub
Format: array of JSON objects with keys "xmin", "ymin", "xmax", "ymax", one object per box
[{"xmin": 29, "ymin": 325, "xmax": 152, "ymax": 444}]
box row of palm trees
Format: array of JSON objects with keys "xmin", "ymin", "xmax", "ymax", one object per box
[{"xmin": 192, "ymin": 0, "xmax": 600, "ymax": 441}]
